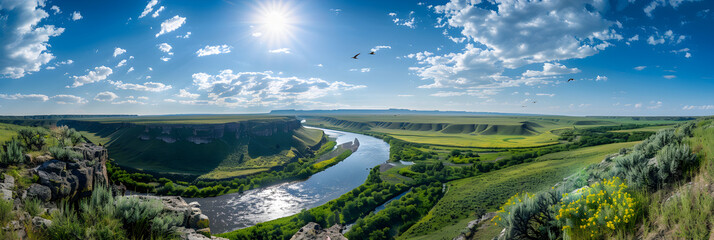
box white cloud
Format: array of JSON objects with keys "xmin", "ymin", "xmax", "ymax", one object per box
[
  {"xmin": 371, "ymin": 46, "xmax": 391, "ymax": 52},
  {"xmin": 634, "ymin": 103, "xmax": 643, "ymax": 108},
  {"xmin": 408, "ymin": 0, "xmax": 622, "ymax": 92},
  {"xmin": 158, "ymin": 43, "xmax": 172, "ymax": 53},
  {"xmin": 71, "ymin": 11, "xmax": 82, "ymax": 21},
  {"xmin": 116, "ymin": 59, "xmax": 127, "ymax": 67},
  {"xmin": 628, "ymin": 35, "xmax": 639, "ymax": 42},
  {"xmin": 644, "ymin": 0, "xmax": 698, "ymax": 17},
  {"xmin": 330, "ymin": 9, "xmax": 342, "ymax": 15},
  {"xmin": 52, "ymin": 94, "xmax": 86, "ymax": 104},
  {"xmin": 648, "ymin": 30, "xmax": 685, "ymax": 45},
  {"xmin": 0, "ymin": 93, "xmax": 49, "ymax": 101},
  {"xmin": 316, "ymin": 64, "xmax": 323, "ymax": 67},
  {"xmin": 522, "ymin": 63, "xmax": 581, "ymax": 77},
  {"xmin": 177, "ymin": 32, "xmax": 191, "ymax": 39},
  {"xmin": 112, "ymin": 100, "xmax": 145, "ymax": 105},
  {"xmin": 140, "ymin": 0, "xmax": 159, "ymax": 18},
  {"xmin": 137, "ymin": 96, "xmax": 149, "ymax": 100},
  {"xmin": 176, "ymin": 89, "xmax": 199, "ymax": 99},
  {"xmin": 595, "ymin": 75, "xmax": 608, "ymax": 81},
  {"xmin": 94, "ymin": 91, "xmax": 119, "ymax": 102},
  {"xmin": 196, "ymin": 45, "xmax": 232, "ymax": 56},
  {"xmin": 113, "ymin": 47, "xmax": 126, "ymax": 57},
  {"xmin": 152, "ymin": 6, "xmax": 165, "ymax": 18},
  {"xmin": 685, "ymin": 52, "xmax": 691, "ymax": 58},
  {"xmin": 648, "ymin": 101, "xmax": 663, "ymax": 109},
  {"xmin": 70, "ymin": 66, "xmax": 113, "ymax": 87},
  {"xmin": 127, "ymin": 67, "xmax": 135, "ymax": 73},
  {"xmin": 397, "ymin": 94, "xmax": 414, "ymax": 97},
  {"xmin": 50, "ymin": 5, "xmax": 61, "ymax": 14},
  {"xmin": 634, "ymin": 66, "xmax": 647, "ymax": 71},
  {"xmin": 252, "ymin": 32, "xmax": 263, "ymax": 37},
  {"xmin": 349, "ymin": 68, "xmax": 371, "ymax": 73},
  {"xmin": 269, "ymin": 48, "xmax": 291, "ymax": 54},
  {"xmin": 148, "ymin": 67, "xmax": 153, "ymax": 71},
  {"xmin": 156, "ymin": 15, "xmax": 186, "ymax": 37},
  {"xmin": 536, "ymin": 93, "xmax": 556, "ymax": 97},
  {"xmin": 647, "ymin": 35, "xmax": 665, "ymax": 45},
  {"xmin": 683, "ymin": 105, "xmax": 714, "ymax": 110},
  {"xmin": 110, "ymin": 80, "xmax": 172, "ymax": 92},
  {"xmin": 0, "ymin": 1, "xmax": 65, "ymax": 79},
  {"xmin": 160, "ymin": 57, "xmax": 171, "ymax": 61},
  {"xmin": 430, "ymin": 89, "xmax": 500, "ymax": 98},
  {"xmin": 390, "ymin": 12, "xmax": 416, "ymax": 28},
  {"xmin": 191, "ymin": 70, "xmax": 365, "ymax": 107},
  {"xmin": 663, "ymin": 75, "xmax": 676, "ymax": 79}
]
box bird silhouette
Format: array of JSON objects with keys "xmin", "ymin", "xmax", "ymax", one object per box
[
  {"xmin": 533, "ymin": 101, "xmax": 537, "ymax": 104},
  {"xmin": 369, "ymin": 51, "xmax": 375, "ymax": 55},
  {"xmin": 352, "ymin": 53, "xmax": 360, "ymax": 59},
  {"xmin": 567, "ymin": 78, "xmax": 575, "ymax": 82}
]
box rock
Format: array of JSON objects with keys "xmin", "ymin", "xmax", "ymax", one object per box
[
  {"xmin": 291, "ymin": 222, "xmax": 347, "ymax": 240},
  {"xmin": 189, "ymin": 201, "xmax": 201, "ymax": 208},
  {"xmin": 196, "ymin": 228, "xmax": 211, "ymax": 237},
  {"xmin": 0, "ymin": 189, "xmax": 12, "ymax": 201},
  {"xmin": 35, "ymin": 143, "xmax": 109, "ymax": 201},
  {"xmin": 27, "ymin": 184, "xmax": 52, "ymax": 202},
  {"xmin": 190, "ymin": 213, "xmax": 210, "ymax": 229},
  {"xmin": 176, "ymin": 227, "xmax": 229, "ymax": 240},
  {"xmin": 32, "ymin": 216, "xmax": 52, "ymax": 229},
  {"xmin": 1, "ymin": 174, "xmax": 15, "ymax": 189}
]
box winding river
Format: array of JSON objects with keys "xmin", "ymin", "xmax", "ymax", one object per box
[{"xmin": 186, "ymin": 127, "xmax": 390, "ymax": 234}]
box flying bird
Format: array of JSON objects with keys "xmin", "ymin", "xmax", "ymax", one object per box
[
  {"xmin": 567, "ymin": 78, "xmax": 575, "ymax": 82},
  {"xmin": 533, "ymin": 101, "xmax": 537, "ymax": 104},
  {"xmin": 369, "ymin": 51, "xmax": 375, "ymax": 55},
  {"xmin": 352, "ymin": 53, "xmax": 360, "ymax": 59}
]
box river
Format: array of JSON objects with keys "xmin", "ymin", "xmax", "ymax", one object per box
[{"xmin": 186, "ymin": 127, "xmax": 390, "ymax": 234}]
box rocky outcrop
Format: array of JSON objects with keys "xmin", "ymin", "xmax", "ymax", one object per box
[
  {"xmin": 0, "ymin": 174, "xmax": 14, "ymax": 200},
  {"xmin": 291, "ymin": 222, "xmax": 347, "ymax": 240},
  {"xmin": 341, "ymin": 138, "xmax": 360, "ymax": 152},
  {"xmin": 33, "ymin": 143, "xmax": 109, "ymax": 201},
  {"xmin": 132, "ymin": 195, "xmax": 226, "ymax": 240},
  {"xmin": 453, "ymin": 212, "xmax": 497, "ymax": 240}
]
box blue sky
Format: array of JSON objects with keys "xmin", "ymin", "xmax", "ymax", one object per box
[{"xmin": 0, "ymin": 0, "xmax": 712, "ymax": 116}]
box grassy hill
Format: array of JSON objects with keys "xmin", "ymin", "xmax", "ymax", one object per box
[
  {"xmin": 304, "ymin": 115, "xmax": 679, "ymax": 148},
  {"xmin": 396, "ymin": 141, "xmax": 638, "ymax": 239},
  {"xmin": 60, "ymin": 115, "xmax": 325, "ymax": 180}
]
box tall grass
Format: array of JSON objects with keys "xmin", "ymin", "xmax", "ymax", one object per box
[{"xmin": 23, "ymin": 198, "xmax": 42, "ymax": 217}]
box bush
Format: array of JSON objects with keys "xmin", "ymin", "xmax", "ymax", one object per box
[
  {"xmin": 115, "ymin": 196, "xmax": 180, "ymax": 238},
  {"xmin": 47, "ymin": 203, "xmax": 85, "ymax": 240},
  {"xmin": 556, "ymin": 177, "xmax": 638, "ymax": 239},
  {"xmin": 79, "ymin": 185, "xmax": 126, "ymax": 240},
  {"xmin": 17, "ymin": 128, "xmax": 48, "ymax": 151},
  {"xmin": 23, "ymin": 197, "xmax": 43, "ymax": 217},
  {"xmin": 656, "ymin": 143, "xmax": 696, "ymax": 187},
  {"xmin": 0, "ymin": 138, "xmax": 24, "ymax": 165},
  {"xmin": 492, "ymin": 191, "xmax": 561, "ymax": 240},
  {"xmin": 49, "ymin": 146, "xmax": 83, "ymax": 162},
  {"xmin": 0, "ymin": 198, "xmax": 13, "ymax": 225}
]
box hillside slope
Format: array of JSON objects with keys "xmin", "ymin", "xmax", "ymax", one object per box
[{"xmin": 60, "ymin": 117, "xmax": 325, "ymax": 180}]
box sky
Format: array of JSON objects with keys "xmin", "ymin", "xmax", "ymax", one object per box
[{"xmin": 0, "ymin": 0, "xmax": 713, "ymax": 116}]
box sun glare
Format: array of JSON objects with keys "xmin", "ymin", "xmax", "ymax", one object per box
[{"xmin": 253, "ymin": 1, "xmax": 299, "ymax": 46}]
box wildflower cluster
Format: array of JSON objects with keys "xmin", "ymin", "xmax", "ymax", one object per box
[
  {"xmin": 556, "ymin": 177, "xmax": 636, "ymax": 239},
  {"xmin": 491, "ymin": 192, "xmax": 534, "ymax": 227}
]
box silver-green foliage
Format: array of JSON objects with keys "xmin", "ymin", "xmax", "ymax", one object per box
[
  {"xmin": 48, "ymin": 146, "xmax": 83, "ymax": 162},
  {"xmin": 0, "ymin": 138, "xmax": 24, "ymax": 165},
  {"xmin": 498, "ymin": 191, "xmax": 562, "ymax": 240}
]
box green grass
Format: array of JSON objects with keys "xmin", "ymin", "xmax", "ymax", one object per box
[
  {"xmin": 77, "ymin": 130, "xmax": 111, "ymax": 145},
  {"xmin": 398, "ymin": 141, "xmax": 639, "ymax": 240},
  {"xmin": 610, "ymin": 125, "xmax": 674, "ymax": 133},
  {"xmin": 0, "ymin": 123, "xmax": 22, "ymax": 143},
  {"xmin": 305, "ymin": 115, "xmax": 680, "ymax": 148}
]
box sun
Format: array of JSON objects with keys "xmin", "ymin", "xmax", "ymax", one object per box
[{"xmin": 253, "ymin": 1, "xmax": 299, "ymax": 46}]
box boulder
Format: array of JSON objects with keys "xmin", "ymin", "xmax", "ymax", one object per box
[
  {"xmin": 35, "ymin": 143, "xmax": 109, "ymax": 201},
  {"xmin": 190, "ymin": 213, "xmax": 210, "ymax": 229},
  {"xmin": 291, "ymin": 222, "xmax": 347, "ymax": 240},
  {"xmin": 0, "ymin": 174, "xmax": 14, "ymax": 189},
  {"xmin": 27, "ymin": 184, "xmax": 52, "ymax": 202},
  {"xmin": 32, "ymin": 216, "xmax": 52, "ymax": 229}
]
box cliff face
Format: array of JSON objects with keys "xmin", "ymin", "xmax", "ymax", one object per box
[{"xmin": 57, "ymin": 118, "xmax": 322, "ymax": 179}]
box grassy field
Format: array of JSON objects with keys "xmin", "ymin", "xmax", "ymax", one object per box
[
  {"xmin": 305, "ymin": 115, "xmax": 680, "ymax": 148},
  {"xmin": 0, "ymin": 123, "xmax": 20, "ymax": 143},
  {"xmin": 610, "ymin": 124, "xmax": 674, "ymax": 133},
  {"xmin": 398, "ymin": 141, "xmax": 639, "ymax": 240}
]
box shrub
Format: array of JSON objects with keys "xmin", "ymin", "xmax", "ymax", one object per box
[
  {"xmin": 115, "ymin": 196, "xmax": 180, "ymax": 238},
  {"xmin": 49, "ymin": 146, "xmax": 83, "ymax": 162},
  {"xmin": 656, "ymin": 143, "xmax": 696, "ymax": 187},
  {"xmin": 47, "ymin": 203, "xmax": 85, "ymax": 240},
  {"xmin": 17, "ymin": 128, "xmax": 47, "ymax": 151},
  {"xmin": 23, "ymin": 197, "xmax": 43, "ymax": 217},
  {"xmin": 556, "ymin": 177, "xmax": 637, "ymax": 239},
  {"xmin": 0, "ymin": 198, "xmax": 13, "ymax": 225},
  {"xmin": 0, "ymin": 138, "xmax": 24, "ymax": 165},
  {"xmin": 492, "ymin": 191, "xmax": 562, "ymax": 240}
]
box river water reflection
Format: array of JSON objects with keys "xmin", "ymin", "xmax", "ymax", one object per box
[{"xmin": 186, "ymin": 127, "xmax": 390, "ymax": 234}]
